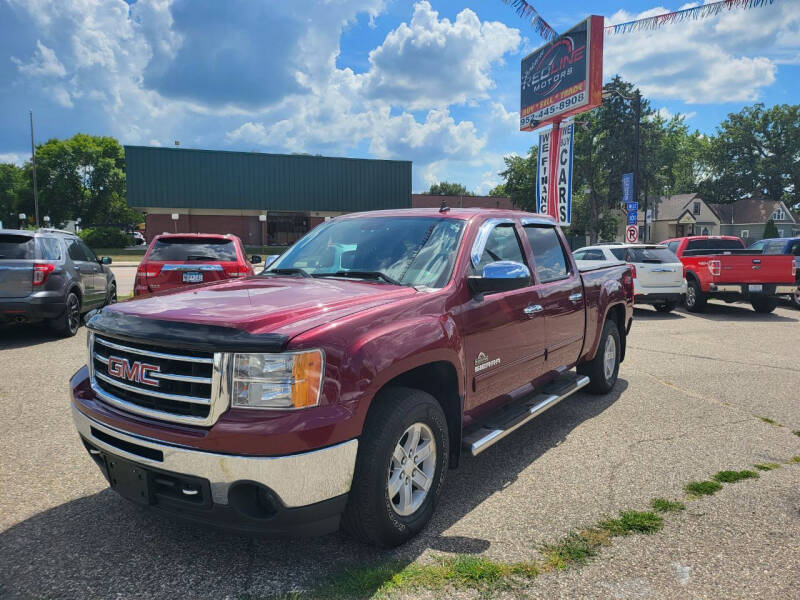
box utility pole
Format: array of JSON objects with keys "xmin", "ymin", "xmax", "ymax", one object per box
[
  {"xmin": 29, "ymin": 111, "xmax": 40, "ymax": 228},
  {"xmin": 632, "ymin": 91, "xmax": 644, "ymax": 240}
]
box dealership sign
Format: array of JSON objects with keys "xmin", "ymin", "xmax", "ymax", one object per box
[
  {"xmin": 536, "ymin": 122, "xmax": 574, "ymax": 226},
  {"xmin": 520, "ymin": 15, "xmax": 604, "ymax": 131}
]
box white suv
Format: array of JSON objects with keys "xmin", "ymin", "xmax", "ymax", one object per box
[{"xmin": 573, "ymin": 243, "xmax": 686, "ymax": 312}]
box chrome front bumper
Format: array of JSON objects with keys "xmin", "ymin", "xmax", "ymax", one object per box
[{"xmin": 72, "ymin": 403, "xmax": 358, "ymax": 508}]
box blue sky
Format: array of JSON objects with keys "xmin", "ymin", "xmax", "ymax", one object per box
[{"xmin": 1, "ymin": 0, "xmax": 798, "ymax": 193}]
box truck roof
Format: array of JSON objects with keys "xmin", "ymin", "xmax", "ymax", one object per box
[{"xmin": 339, "ymin": 207, "xmax": 556, "ymax": 223}]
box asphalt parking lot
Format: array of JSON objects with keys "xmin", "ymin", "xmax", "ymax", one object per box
[{"xmin": 1, "ymin": 300, "xmax": 798, "ymax": 599}]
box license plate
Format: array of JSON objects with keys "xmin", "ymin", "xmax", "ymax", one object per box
[
  {"xmin": 105, "ymin": 455, "xmax": 151, "ymax": 505},
  {"xmin": 183, "ymin": 272, "xmax": 203, "ymax": 283},
  {"xmin": 748, "ymin": 284, "xmax": 763, "ymax": 293}
]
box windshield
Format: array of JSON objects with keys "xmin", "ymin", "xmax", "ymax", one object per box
[
  {"xmin": 267, "ymin": 217, "xmax": 465, "ymax": 288},
  {"xmin": 0, "ymin": 234, "xmax": 35, "ymax": 259},
  {"xmin": 148, "ymin": 237, "xmax": 237, "ymax": 261}
]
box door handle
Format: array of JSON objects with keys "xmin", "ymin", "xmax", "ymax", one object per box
[
  {"xmin": 568, "ymin": 292, "xmax": 583, "ymax": 303},
  {"xmin": 524, "ymin": 304, "xmax": 543, "ymax": 316}
]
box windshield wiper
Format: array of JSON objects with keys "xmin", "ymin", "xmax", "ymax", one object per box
[
  {"xmin": 265, "ymin": 267, "xmax": 312, "ymax": 278},
  {"xmin": 186, "ymin": 255, "xmax": 217, "ymax": 261},
  {"xmin": 318, "ymin": 270, "xmax": 404, "ymax": 286}
]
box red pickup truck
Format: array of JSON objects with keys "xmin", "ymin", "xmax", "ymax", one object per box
[
  {"xmin": 70, "ymin": 209, "xmax": 633, "ymax": 547},
  {"xmin": 661, "ymin": 236, "xmax": 796, "ymax": 313}
]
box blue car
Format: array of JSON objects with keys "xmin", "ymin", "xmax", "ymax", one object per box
[{"xmin": 748, "ymin": 237, "xmax": 800, "ymax": 308}]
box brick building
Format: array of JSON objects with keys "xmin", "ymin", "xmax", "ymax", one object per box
[{"xmin": 126, "ymin": 146, "xmax": 412, "ymax": 246}]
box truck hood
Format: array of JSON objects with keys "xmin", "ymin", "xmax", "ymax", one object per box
[{"xmin": 108, "ymin": 275, "xmax": 418, "ymax": 337}]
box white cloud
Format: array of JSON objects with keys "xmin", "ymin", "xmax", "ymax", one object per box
[
  {"xmin": 604, "ymin": 3, "xmax": 799, "ymax": 103},
  {"xmin": 656, "ymin": 107, "xmax": 696, "ymax": 121},
  {"xmin": 0, "ymin": 152, "xmax": 27, "ymax": 165},
  {"xmin": 360, "ymin": 1, "xmax": 520, "ymax": 110},
  {"xmin": 12, "ymin": 40, "xmax": 66, "ymax": 77}
]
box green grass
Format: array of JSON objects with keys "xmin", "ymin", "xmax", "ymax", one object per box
[
  {"xmin": 307, "ymin": 555, "xmax": 540, "ymax": 599},
  {"xmin": 598, "ymin": 511, "xmax": 664, "ymax": 536},
  {"xmin": 650, "ymin": 498, "xmax": 686, "ymax": 513},
  {"xmin": 685, "ymin": 480, "xmax": 723, "ymax": 497},
  {"xmin": 790, "ymin": 456, "xmax": 800, "ymax": 464},
  {"xmin": 713, "ymin": 470, "xmax": 759, "ymax": 483},
  {"xmin": 758, "ymin": 416, "xmax": 778, "ymax": 425},
  {"xmin": 793, "ymin": 431, "xmax": 800, "ymax": 438},
  {"xmin": 541, "ymin": 532, "xmax": 602, "ymax": 569},
  {"xmin": 753, "ymin": 463, "xmax": 781, "ymax": 471}
]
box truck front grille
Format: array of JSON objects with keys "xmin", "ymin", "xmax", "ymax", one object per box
[{"xmin": 89, "ymin": 333, "xmax": 227, "ymax": 426}]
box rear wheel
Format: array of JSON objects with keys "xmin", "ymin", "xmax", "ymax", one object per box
[
  {"xmin": 791, "ymin": 287, "xmax": 800, "ymax": 310},
  {"xmin": 751, "ymin": 297, "xmax": 778, "ymax": 313},
  {"xmin": 342, "ymin": 387, "xmax": 448, "ymax": 547},
  {"xmin": 50, "ymin": 292, "xmax": 81, "ymax": 337},
  {"xmin": 654, "ymin": 301, "xmax": 678, "ymax": 313},
  {"xmin": 684, "ymin": 279, "xmax": 706, "ymax": 313},
  {"xmin": 578, "ymin": 319, "xmax": 620, "ymax": 395}
]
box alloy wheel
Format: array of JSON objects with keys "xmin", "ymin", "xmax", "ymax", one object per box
[
  {"xmin": 603, "ymin": 334, "xmax": 617, "ymax": 381},
  {"xmin": 387, "ymin": 423, "xmax": 436, "ymax": 517}
]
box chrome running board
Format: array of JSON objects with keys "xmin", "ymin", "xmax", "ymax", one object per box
[{"xmin": 462, "ymin": 372, "xmax": 590, "ymax": 456}]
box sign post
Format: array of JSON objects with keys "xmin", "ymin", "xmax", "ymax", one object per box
[{"xmin": 523, "ymin": 15, "xmax": 603, "ymax": 226}]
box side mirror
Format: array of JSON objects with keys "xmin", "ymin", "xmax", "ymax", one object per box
[
  {"xmin": 263, "ymin": 254, "xmax": 280, "ymax": 268},
  {"xmin": 250, "ymin": 255, "xmax": 262, "ymax": 264},
  {"xmin": 468, "ymin": 260, "xmax": 531, "ymax": 295},
  {"xmin": 100, "ymin": 257, "xmax": 112, "ymax": 265}
]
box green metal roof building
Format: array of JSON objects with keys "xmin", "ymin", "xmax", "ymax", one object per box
[{"xmin": 125, "ymin": 146, "xmax": 412, "ymax": 246}]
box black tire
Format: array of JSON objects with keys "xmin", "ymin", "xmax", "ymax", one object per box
[
  {"xmin": 342, "ymin": 387, "xmax": 448, "ymax": 547},
  {"xmin": 751, "ymin": 297, "xmax": 778, "ymax": 313},
  {"xmin": 791, "ymin": 287, "xmax": 800, "ymax": 310},
  {"xmin": 106, "ymin": 282, "xmax": 117, "ymax": 306},
  {"xmin": 654, "ymin": 301, "xmax": 678, "ymax": 313},
  {"xmin": 684, "ymin": 279, "xmax": 706, "ymax": 313},
  {"xmin": 578, "ymin": 319, "xmax": 621, "ymax": 395},
  {"xmin": 49, "ymin": 291, "xmax": 81, "ymax": 337}
]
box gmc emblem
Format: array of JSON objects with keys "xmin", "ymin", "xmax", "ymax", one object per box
[{"xmin": 107, "ymin": 356, "xmax": 161, "ymax": 387}]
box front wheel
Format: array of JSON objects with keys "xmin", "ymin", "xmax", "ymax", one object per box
[
  {"xmin": 578, "ymin": 319, "xmax": 621, "ymax": 395},
  {"xmin": 342, "ymin": 387, "xmax": 448, "ymax": 547},
  {"xmin": 106, "ymin": 282, "xmax": 117, "ymax": 306},
  {"xmin": 684, "ymin": 279, "xmax": 706, "ymax": 312},
  {"xmin": 751, "ymin": 297, "xmax": 778, "ymax": 313}
]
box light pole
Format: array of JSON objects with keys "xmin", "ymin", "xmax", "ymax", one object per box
[
  {"xmin": 602, "ymin": 87, "xmax": 644, "ymax": 240},
  {"xmin": 29, "ymin": 111, "xmax": 40, "ymax": 228}
]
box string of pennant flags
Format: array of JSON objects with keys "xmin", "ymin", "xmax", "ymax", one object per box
[
  {"xmin": 499, "ymin": 0, "xmax": 558, "ymax": 42},
  {"xmin": 503, "ymin": 0, "xmax": 778, "ymax": 41},
  {"xmin": 605, "ymin": 0, "xmax": 778, "ymax": 36}
]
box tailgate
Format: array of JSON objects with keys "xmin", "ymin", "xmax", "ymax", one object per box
[
  {"xmin": 636, "ymin": 262, "xmax": 683, "ymax": 287},
  {"xmin": 149, "ymin": 262, "xmax": 231, "ymax": 290},
  {"xmin": 714, "ymin": 254, "xmax": 795, "ymax": 284},
  {"xmin": 0, "ymin": 261, "xmax": 33, "ymax": 298}
]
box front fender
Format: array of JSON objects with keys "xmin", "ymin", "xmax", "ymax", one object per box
[{"xmin": 342, "ymin": 315, "xmax": 464, "ymax": 431}]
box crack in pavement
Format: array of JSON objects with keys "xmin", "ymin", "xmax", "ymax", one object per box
[{"xmin": 628, "ymin": 345, "xmax": 799, "ymax": 373}]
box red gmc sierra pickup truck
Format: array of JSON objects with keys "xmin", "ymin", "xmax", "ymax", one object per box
[
  {"xmin": 661, "ymin": 235, "xmax": 796, "ymax": 313},
  {"xmin": 70, "ymin": 209, "xmax": 633, "ymax": 547}
]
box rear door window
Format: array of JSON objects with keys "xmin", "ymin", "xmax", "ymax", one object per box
[
  {"xmin": 78, "ymin": 240, "xmax": 98, "ymax": 262},
  {"xmin": 0, "ymin": 234, "xmax": 35, "ymax": 259},
  {"xmin": 148, "ymin": 237, "xmax": 238, "ymax": 261},
  {"xmin": 610, "ymin": 248, "xmax": 627, "ymax": 260},
  {"xmin": 37, "ymin": 237, "xmax": 62, "ymax": 260},
  {"xmin": 580, "ymin": 249, "xmax": 606, "ymax": 260},
  {"xmin": 626, "ymin": 247, "xmax": 679, "ymax": 263},
  {"xmin": 524, "ymin": 226, "xmax": 570, "ymax": 283},
  {"xmin": 67, "ymin": 240, "xmax": 87, "ymax": 262}
]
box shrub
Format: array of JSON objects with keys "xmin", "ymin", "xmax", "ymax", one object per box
[{"xmin": 79, "ymin": 227, "xmax": 134, "ymax": 248}]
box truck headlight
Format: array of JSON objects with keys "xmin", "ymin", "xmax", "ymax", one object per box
[{"xmin": 231, "ymin": 350, "xmax": 323, "ymax": 409}]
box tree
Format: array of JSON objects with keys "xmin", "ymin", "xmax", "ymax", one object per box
[
  {"xmin": 498, "ymin": 149, "xmax": 537, "ymax": 210},
  {"xmin": 6, "ymin": 134, "xmax": 141, "ymax": 229},
  {"xmin": 426, "ymin": 181, "xmax": 473, "ymax": 196},
  {"xmin": 488, "ymin": 183, "xmax": 507, "ymax": 197},
  {"xmin": 0, "ymin": 163, "xmax": 26, "ymax": 227},
  {"xmin": 698, "ymin": 104, "xmax": 800, "ymax": 210},
  {"xmin": 763, "ymin": 218, "xmax": 779, "ymax": 239}
]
